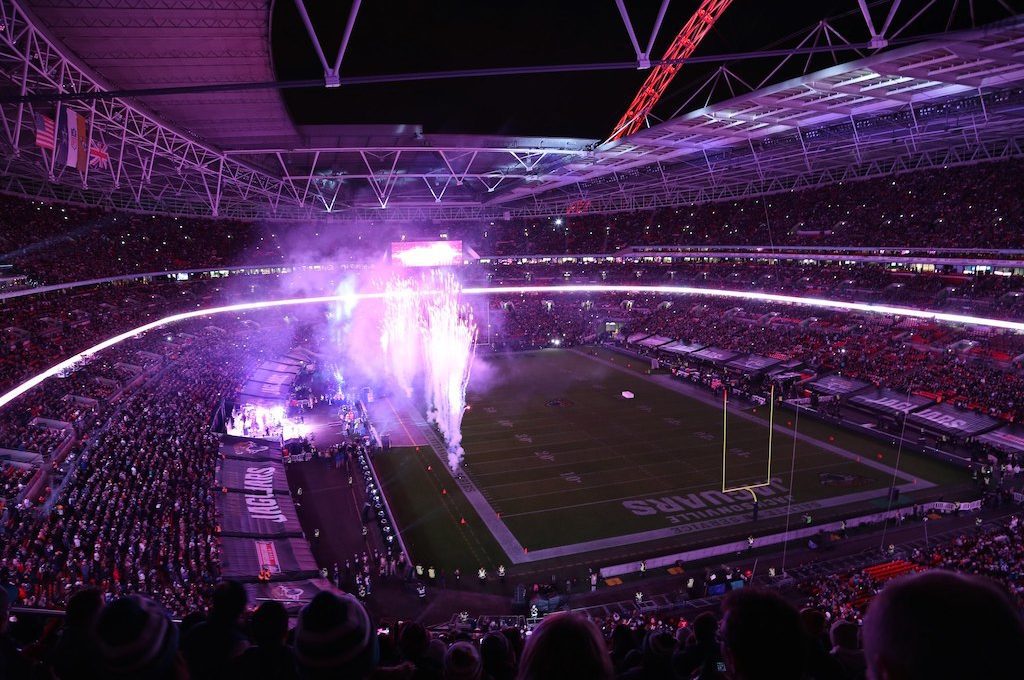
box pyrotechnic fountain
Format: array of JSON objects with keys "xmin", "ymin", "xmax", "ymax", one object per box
[
  {"xmin": 380, "ymin": 271, "xmax": 477, "ymax": 469},
  {"xmin": 420, "ymin": 272, "xmax": 477, "ymax": 469},
  {"xmin": 381, "ymin": 277, "xmax": 421, "ymax": 397}
]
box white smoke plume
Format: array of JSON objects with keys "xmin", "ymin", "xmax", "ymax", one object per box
[{"xmin": 380, "ymin": 277, "xmax": 421, "ymax": 397}]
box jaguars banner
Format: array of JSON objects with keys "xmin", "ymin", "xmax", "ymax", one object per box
[
  {"xmin": 217, "ymin": 489, "xmax": 302, "ymax": 537},
  {"xmin": 219, "ymin": 458, "xmax": 290, "ymax": 494}
]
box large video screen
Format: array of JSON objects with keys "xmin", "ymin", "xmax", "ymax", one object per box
[{"xmin": 391, "ymin": 240, "xmax": 463, "ymax": 267}]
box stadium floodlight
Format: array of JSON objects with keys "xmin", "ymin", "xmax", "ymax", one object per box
[{"xmin": 4, "ymin": 284, "xmax": 1024, "ymax": 412}]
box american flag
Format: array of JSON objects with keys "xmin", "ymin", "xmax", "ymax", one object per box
[{"xmin": 34, "ymin": 113, "xmax": 55, "ymax": 150}]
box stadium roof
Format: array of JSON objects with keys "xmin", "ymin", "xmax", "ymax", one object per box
[
  {"xmin": 24, "ymin": 0, "xmax": 301, "ymax": 151},
  {"xmin": 0, "ymin": 0, "xmax": 1022, "ymax": 222}
]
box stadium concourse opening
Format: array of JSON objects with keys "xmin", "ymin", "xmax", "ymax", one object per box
[{"xmin": 4, "ymin": 1, "xmax": 1024, "ymax": 678}]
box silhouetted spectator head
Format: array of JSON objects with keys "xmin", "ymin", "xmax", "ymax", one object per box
[
  {"xmin": 500, "ymin": 626, "xmax": 524, "ymax": 664},
  {"xmin": 829, "ymin": 619, "xmax": 866, "ymax": 680},
  {"xmin": 398, "ymin": 620, "xmax": 430, "ymax": 660},
  {"xmin": 719, "ymin": 588, "xmax": 806, "ymax": 680},
  {"xmin": 250, "ymin": 600, "xmax": 288, "ymax": 648},
  {"xmin": 800, "ymin": 607, "xmax": 828, "ymax": 639},
  {"xmin": 95, "ymin": 595, "xmax": 181, "ymax": 679},
  {"xmin": 830, "ymin": 620, "xmax": 859, "ymax": 652},
  {"xmin": 428, "ymin": 638, "xmax": 448, "ymax": 667},
  {"xmin": 610, "ymin": 623, "xmax": 635, "ymax": 654},
  {"xmin": 863, "ymin": 570, "xmax": 1024, "ymax": 680},
  {"xmin": 516, "ymin": 611, "xmax": 612, "ymax": 680},
  {"xmin": 692, "ymin": 611, "xmax": 718, "ymax": 644},
  {"xmin": 65, "ymin": 587, "xmax": 103, "ymax": 628},
  {"xmin": 481, "ymin": 631, "xmax": 514, "ymax": 677},
  {"xmin": 294, "ymin": 592, "xmax": 377, "ymax": 679},
  {"xmin": 444, "ymin": 640, "xmax": 482, "ymax": 680},
  {"xmin": 641, "ymin": 630, "xmax": 676, "ymax": 673},
  {"xmin": 179, "ymin": 610, "xmax": 206, "ymax": 636},
  {"xmin": 209, "ymin": 580, "xmax": 247, "ymax": 624}
]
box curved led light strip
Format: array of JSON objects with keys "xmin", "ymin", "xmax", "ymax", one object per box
[{"xmin": 3, "ymin": 283, "xmax": 1022, "ymax": 412}]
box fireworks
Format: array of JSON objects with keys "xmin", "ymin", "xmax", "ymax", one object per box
[
  {"xmin": 381, "ymin": 277, "xmax": 421, "ymax": 397},
  {"xmin": 420, "ymin": 272, "xmax": 478, "ymax": 469},
  {"xmin": 380, "ymin": 271, "xmax": 477, "ymax": 469}
]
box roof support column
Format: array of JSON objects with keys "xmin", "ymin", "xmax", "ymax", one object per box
[{"xmin": 293, "ymin": 0, "xmax": 363, "ymax": 88}]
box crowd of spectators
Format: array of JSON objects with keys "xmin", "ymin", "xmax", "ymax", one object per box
[
  {"xmin": 2, "ymin": 565, "xmax": 1023, "ymax": 679},
  {"xmin": 0, "ymin": 464, "xmax": 34, "ymax": 504},
  {"xmin": 915, "ymin": 514, "xmax": 1024, "ymax": 604},
  {"xmin": 487, "ymin": 298, "xmax": 607, "ymax": 350},
  {"xmin": 479, "ymin": 285, "xmax": 1024, "ymax": 423},
  {"xmin": 9, "ymin": 258, "xmax": 1024, "ymax": 393},
  {"xmin": 0, "ymin": 315, "xmax": 292, "ymax": 615},
  {"xmin": 0, "ymin": 197, "xmax": 267, "ymax": 284},
  {"xmin": 470, "ymin": 159, "xmax": 1024, "ymax": 255},
  {"xmin": 1, "ymin": 158, "xmax": 1024, "ymax": 285},
  {"xmin": 0, "ymin": 195, "xmax": 385, "ymax": 285},
  {"xmin": 798, "ymin": 514, "xmax": 1024, "ymax": 624},
  {"xmin": 611, "ymin": 293, "xmax": 1024, "ymax": 423},
  {"xmin": 0, "ymin": 325, "xmax": 194, "ymax": 461},
  {"xmin": 0, "ymin": 276, "xmax": 251, "ymax": 393}
]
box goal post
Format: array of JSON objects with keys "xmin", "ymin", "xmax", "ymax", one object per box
[{"xmin": 722, "ymin": 384, "xmax": 775, "ymax": 497}]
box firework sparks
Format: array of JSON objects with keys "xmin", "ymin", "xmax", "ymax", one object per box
[
  {"xmin": 381, "ymin": 277, "xmax": 421, "ymax": 397},
  {"xmin": 380, "ymin": 271, "xmax": 477, "ymax": 469},
  {"xmin": 420, "ymin": 272, "xmax": 478, "ymax": 469}
]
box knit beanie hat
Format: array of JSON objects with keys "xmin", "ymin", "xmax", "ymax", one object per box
[
  {"xmin": 444, "ymin": 640, "xmax": 482, "ymax": 680},
  {"xmin": 95, "ymin": 595, "xmax": 179, "ymax": 679},
  {"xmin": 294, "ymin": 591, "xmax": 378, "ymax": 678}
]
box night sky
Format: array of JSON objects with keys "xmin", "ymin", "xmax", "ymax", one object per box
[{"xmin": 269, "ymin": 0, "xmax": 1009, "ymax": 139}]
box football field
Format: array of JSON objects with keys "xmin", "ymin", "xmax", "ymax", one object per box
[{"xmin": 374, "ymin": 347, "xmax": 967, "ymax": 573}]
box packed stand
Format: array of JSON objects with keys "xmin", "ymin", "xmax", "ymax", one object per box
[
  {"xmin": 1, "ymin": 159, "xmax": 1024, "ymax": 285},
  {"xmin": 0, "ymin": 196, "xmax": 383, "ymax": 284},
  {"xmin": 0, "ymin": 464, "xmax": 34, "ymax": 506},
  {"xmin": 0, "ymin": 315, "xmax": 292, "ymax": 615},
  {"xmin": 468, "ymin": 158, "xmax": 1024, "ymax": 255},
  {"xmin": 613, "ymin": 293, "xmax": 1024, "ymax": 423}
]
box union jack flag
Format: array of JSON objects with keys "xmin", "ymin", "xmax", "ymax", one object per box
[{"xmin": 89, "ymin": 141, "xmax": 109, "ymax": 169}]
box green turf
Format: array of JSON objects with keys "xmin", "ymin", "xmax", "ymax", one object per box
[
  {"xmin": 377, "ymin": 347, "xmax": 968, "ymax": 572},
  {"xmin": 373, "ymin": 445, "xmax": 508, "ymax": 572}
]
